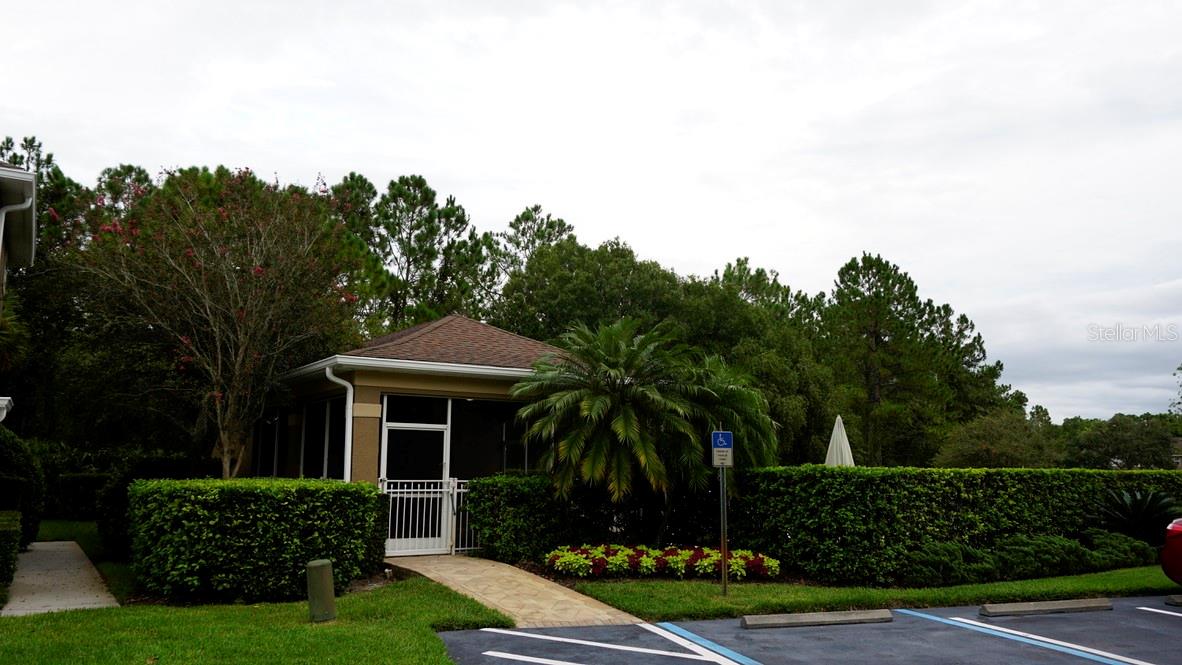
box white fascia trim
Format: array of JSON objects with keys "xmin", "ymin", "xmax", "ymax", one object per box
[{"xmin": 284, "ymin": 355, "xmax": 534, "ymax": 381}]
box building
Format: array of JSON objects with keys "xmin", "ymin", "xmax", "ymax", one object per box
[{"xmin": 258, "ymin": 314, "xmax": 559, "ymax": 555}]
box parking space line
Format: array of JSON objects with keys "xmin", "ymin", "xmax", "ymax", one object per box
[
  {"xmin": 1136, "ymin": 607, "xmax": 1182, "ymax": 618},
  {"xmin": 947, "ymin": 617, "xmax": 1157, "ymax": 665},
  {"xmin": 483, "ymin": 651, "xmax": 585, "ymax": 665},
  {"xmin": 654, "ymin": 622, "xmax": 763, "ymax": 665},
  {"xmin": 478, "ymin": 627, "xmax": 713, "ymax": 660},
  {"xmin": 640, "ymin": 623, "xmax": 746, "ymax": 665},
  {"xmin": 895, "ymin": 609, "xmax": 1154, "ymax": 665}
]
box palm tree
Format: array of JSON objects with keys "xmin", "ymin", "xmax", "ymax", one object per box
[{"xmin": 512, "ymin": 318, "xmax": 777, "ymax": 503}]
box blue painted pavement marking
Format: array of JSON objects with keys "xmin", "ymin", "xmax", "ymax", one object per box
[
  {"xmin": 656, "ymin": 622, "xmax": 762, "ymax": 665},
  {"xmin": 895, "ymin": 609, "xmax": 1139, "ymax": 665}
]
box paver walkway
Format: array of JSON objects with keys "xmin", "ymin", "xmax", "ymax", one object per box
[
  {"xmin": 390, "ymin": 555, "xmax": 639, "ymax": 628},
  {"xmin": 0, "ymin": 541, "xmax": 119, "ymax": 616}
]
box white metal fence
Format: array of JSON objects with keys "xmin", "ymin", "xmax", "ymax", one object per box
[{"xmin": 383, "ymin": 478, "xmax": 478, "ymax": 556}]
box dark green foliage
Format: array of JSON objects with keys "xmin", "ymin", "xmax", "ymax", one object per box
[
  {"xmin": 51, "ymin": 472, "xmax": 112, "ymax": 520},
  {"xmin": 0, "ymin": 474, "xmax": 26, "ymax": 511},
  {"xmin": 736, "ymin": 465, "xmax": 1182, "ymax": 585},
  {"xmin": 935, "ymin": 408, "xmax": 1065, "ymax": 468},
  {"xmin": 128, "ymin": 478, "xmax": 383, "ymax": 601},
  {"xmin": 97, "ymin": 455, "xmax": 218, "ymax": 560},
  {"xmin": 992, "ymin": 534, "xmax": 1092, "ymax": 580},
  {"xmin": 1094, "ymin": 489, "xmax": 1180, "ymax": 546},
  {"xmin": 467, "ymin": 474, "xmax": 579, "ymax": 563},
  {"xmin": 820, "ymin": 254, "xmax": 1021, "ymax": 467},
  {"xmin": 0, "ymin": 426, "xmax": 44, "ymax": 548},
  {"xmin": 899, "ymin": 541, "xmax": 998, "ymax": 587},
  {"xmin": 0, "ymin": 510, "xmax": 20, "ymax": 584},
  {"xmin": 512, "ymin": 319, "xmax": 777, "ymax": 503},
  {"xmin": 1067, "ymin": 414, "xmax": 1176, "ymax": 469},
  {"xmin": 1082, "ymin": 528, "xmax": 1157, "ymax": 570},
  {"xmin": 492, "ymin": 238, "xmax": 683, "ymax": 342},
  {"xmin": 900, "ymin": 530, "xmax": 1154, "ymax": 587}
]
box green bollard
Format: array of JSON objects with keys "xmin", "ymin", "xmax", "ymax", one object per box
[{"xmin": 307, "ymin": 559, "xmax": 336, "ymax": 623}]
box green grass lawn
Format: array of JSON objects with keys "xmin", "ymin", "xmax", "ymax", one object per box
[
  {"xmin": 0, "ymin": 575, "xmax": 511, "ymax": 664},
  {"xmin": 36, "ymin": 520, "xmax": 137, "ymax": 602},
  {"xmin": 578, "ymin": 566, "xmax": 1179, "ymax": 621}
]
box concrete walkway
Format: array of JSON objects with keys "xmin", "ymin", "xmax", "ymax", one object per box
[
  {"xmin": 0, "ymin": 541, "xmax": 119, "ymax": 617},
  {"xmin": 390, "ymin": 555, "xmax": 639, "ymax": 628}
]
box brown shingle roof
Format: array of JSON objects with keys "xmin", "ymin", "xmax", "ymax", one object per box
[{"xmin": 346, "ymin": 315, "xmax": 559, "ymax": 369}]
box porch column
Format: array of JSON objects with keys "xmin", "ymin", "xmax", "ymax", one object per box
[{"xmin": 351, "ymin": 385, "xmax": 382, "ymax": 484}]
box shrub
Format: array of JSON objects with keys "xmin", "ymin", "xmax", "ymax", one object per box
[
  {"xmin": 1094, "ymin": 489, "xmax": 1180, "ymax": 546},
  {"xmin": 736, "ymin": 465, "xmax": 1182, "ymax": 585},
  {"xmin": 97, "ymin": 455, "xmax": 216, "ymax": 560},
  {"xmin": 544, "ymin": 544, "xmax": 780, "ymax": 580},
  {"xmin": 898, "ymin": 541, "xmax": 997, "ymax": 587},
  {"xmin": 0, "ymin": 510, "xmax": 20, "ymax": 584},
  {"xmin": 467, "ymin": 474, "xmax": 578, "ymax": 563},
  {"xmin": 897, "ymin": 530, "xmax": 1154, "ymax": 587},
  {"xmin": 24, "ymin": 438, "xmax": 122, "ymax": 518},
  {"xmin": 1082, "ymin": 528, "xmax": 1157, "ymax": 570},
  {"xmin": 0, "ymin": 426, "xmax": 44, "ymax": 549},
  {"xmin": 129, "ymin": 478, "xmax": 383, "ymax": 601},
  {"xmin": 54, "ymin": 472, "xmax": 112, "ymax": 520},
  {"xmin": 991, "ymin": 534, "xmax": 1093, "ymax": 580}
]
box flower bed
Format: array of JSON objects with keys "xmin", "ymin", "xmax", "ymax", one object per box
[{"xmin": 544, "ymin": 545, "xmax": 780, "ymax": 580}]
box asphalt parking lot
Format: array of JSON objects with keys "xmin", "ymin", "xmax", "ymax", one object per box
[{"xmin": 440, "ymin": 596, "xmax": 1181, "ymax": 665}]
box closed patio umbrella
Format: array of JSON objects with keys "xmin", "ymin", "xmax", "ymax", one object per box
[{"xmin": 824, "ymin": 415, "xmax": 855, "ymax": 467}]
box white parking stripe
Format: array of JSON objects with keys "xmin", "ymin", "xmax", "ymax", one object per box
[
  {"xmin": 949, "ymin": 617, "xmax": 1158, "ymax": 665},
  {"xmin": 483, "ymin": 651, "xmax": 585, "ymax": 665},
  {"xmin": 1136, "ymin": 607, "xmax": 1182, "ymax": 618},
  {"xmin": 479, "ymin": 627, "xmax": 713, "ymax": 661},
  {"xmin": 638, "ymin": 623, "xmax": 742, "ymax": 665}
]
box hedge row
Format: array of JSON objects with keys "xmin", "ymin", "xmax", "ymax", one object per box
[
  {"xmin": 0, "ymin": 426, "xmax": 44, "ymax": 549},
  {"xmin": 129, "ymin": 478, "xmax": 384, "ymax": 601},
  {"xmin": 0, "ymin": 511, "xmax": 19, "ymax": 585},
  {"xmin": 467, "ymin": 474, "xmax": 579, "ymax": 563},
  {"xmin": 734, "ymin": 466, "xmax": 1182, "ymax": 585},
  {"xmin": 98, "ymin": 455, "xmax": 218, "ymax": 560},
  {"xmin": 900, "ymin": 529, "xmax": 1156, "ymax": 587}
]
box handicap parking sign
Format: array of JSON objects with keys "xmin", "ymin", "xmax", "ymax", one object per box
[{"xmin": 712, "ymin": 431, "xmax": 733, "ymax": 467}]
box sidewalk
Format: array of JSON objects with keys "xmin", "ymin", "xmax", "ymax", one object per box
[
  {"xmin": 0, "ymin": 541, "xmax": 119, "ymax": 617},
  {"xmin": 390, "ymin": 555, "xmax": 639, "ymax": 628}
]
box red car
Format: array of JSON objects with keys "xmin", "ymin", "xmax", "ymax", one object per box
[{"xmin": 1164, "ymin": 518, "xmax": 1182, "ymax": 586}]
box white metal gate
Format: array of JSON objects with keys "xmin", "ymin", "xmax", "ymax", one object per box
[{"xmin": 383, "ymin": 478, "xmax": 478, "ymax": 556}]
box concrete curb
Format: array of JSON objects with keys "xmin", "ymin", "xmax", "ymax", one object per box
[
  {"xmin": 741, "ymin": 609, "xmax": 893, "ymax": 629},
  {"xmin": 979, "ymin": 598, "xmax": 1112, "ymax": 617},
  {"xmin": 1166, "ymin": 595, "xmax": 1182, "ymax": 607}
]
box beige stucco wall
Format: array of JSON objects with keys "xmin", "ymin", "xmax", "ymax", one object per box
[{"xmin": 352, "ymin": 384, "xmax": 382, "ymax": 484}]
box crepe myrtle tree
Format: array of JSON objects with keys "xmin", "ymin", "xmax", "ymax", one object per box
[
  {"xmin": 511, "ymin": 318, "xmax": 777, "ymax": 503},
  {"xmin": 82, "ymin": 167, "xmax": 358, "ymax": 478}
]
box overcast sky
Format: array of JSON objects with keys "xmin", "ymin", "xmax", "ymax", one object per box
[{"xmin": 5, "ymin": 1, "xmax": 1180, "ymax": 420}]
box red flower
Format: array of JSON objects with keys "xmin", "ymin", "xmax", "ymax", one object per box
[{"xmin": 252, "ymin": 265, "xmax": 264, "ymax": 276}]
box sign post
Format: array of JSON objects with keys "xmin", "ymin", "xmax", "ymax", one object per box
[{"xmin": 712, "ymin": 430, "xmax": 733, "ymax": 596}]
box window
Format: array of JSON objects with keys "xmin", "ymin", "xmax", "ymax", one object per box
[{"xmin": 300, "ymin": 396, "xmax": 346, "ymax": 479}]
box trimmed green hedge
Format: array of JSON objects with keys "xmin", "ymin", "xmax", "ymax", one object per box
[
  {"xmin": 468, "ymin": 475, "xmax": 573, "ymax": 563},
  {"xmin": 0, "ymin": 510, "xmax": 20, "ymax": 584},
  {"xmin": 129, "ymin": 478, "xmax": 384, "ymax": 601},
  {"xmin": 735, "ymin": 466, "xmax": 1182, "ymax": 585},
  {"xmin": 98, "ymin": 455, "xmax": 217, "ymax": 560},
  {"xmin": 0, "ymin": 426, "xmax": 44, "ymax": 549}
]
